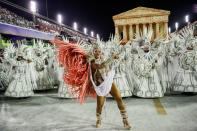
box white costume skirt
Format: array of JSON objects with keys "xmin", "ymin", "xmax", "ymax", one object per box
[
  {"xmin": 172, "ymin": 71, "xmax": 197, "ymax": 92},
  {"xmin": 36, "ymin": 68, "xmax": 56, "ymax": 90},
  {"xmin": 0, "ymin": 71, "xmax": 8, "ymax": 90},
  {"xmin": 111, "ymin": 73, "xmax": 133, "ymax": 97},
  {"xmin": 90, "ymin": 69, "xmax": 115, "ymax": 96},
  {"xmin": 58, "ymin": 82, "xmax": 76, "ymax": 98},
  {"xmin": 5, "ymin": 73, "xmax": 34, "ymax": 97},
  {"xmin": 133, "ymin": 70, "xmax": 164, "ymax": 98}
]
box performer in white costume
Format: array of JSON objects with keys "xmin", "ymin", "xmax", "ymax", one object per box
[
  {"xmin": 2, "ymin": 45, "xmax": 16, "ymax": 87},
  {"xmin": 33, "ymin": 41, "xmax": 54, "ymax": 90},
  {"xmin": 5, "ymin": 46, "xmax": 34, "ymax": 97},
  {"xmin": 132, "ymin": 30, "xmax": 165, "ymax": 98},
  {"xmin": 0, "ymin": 49, "xmax": 9, "ymax": 90},
  {"xmin": 172, "ymin": 25, "xmax": 197, "ymax": 92},
  {"xmin": 45, "ymin": 45, "xmax": 58, "ymax": 88},
  {"xmin": 33, "ymin": 44, "xmax": 47, "ymax": 90},
  {"xmin": 165, "ymin": 33, "xmax": 182, "ymax": 91},
  {"xmin": 23, "ymin": 46, "xmax": 38, "ymax": 90},
  {"xmin": 57, "ymin": 64, "xmax": 75, "ymax": 98},
  {"xmin": 124, "ymin": 40, "xmax": 139, "ymax": 96},
  {"xmin": 106, "ymin": 38, "xmax": 133, "ymax": 97},
  {"xmin": 0, "ymin": 62, "xmax": 8, "ymax": 90},
  {"xmin": 152, "ymin": 38, "xmax": 169, "ymax": 92}
]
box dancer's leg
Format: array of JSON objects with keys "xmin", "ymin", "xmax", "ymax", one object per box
[
  {"xmin": 110, "ymin": 83, "xmax": 131, "ymax": 129},
  {"xmin": 96, "ymin": 95, "xmax": 105, "ymax": 128},
  {"xmin": 109, "ymin": 83, "xmax": 125, "ymax": 110}
]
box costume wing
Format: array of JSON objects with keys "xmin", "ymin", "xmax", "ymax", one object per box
[{"xmin": 51, "ymin": 39, "xmax": 96, "ymax": 103}]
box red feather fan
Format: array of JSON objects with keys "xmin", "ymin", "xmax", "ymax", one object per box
[{"xmin": 51, "ymin": 39, "xmax": 96, "ymax": 103}]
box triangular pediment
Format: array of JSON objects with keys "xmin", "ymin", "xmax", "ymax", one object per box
[{"xmin": 113, "ymin": 6, "xmax": 170, "ymax": 19}]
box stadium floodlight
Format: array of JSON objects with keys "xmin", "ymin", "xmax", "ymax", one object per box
[
  {"xmin": 96, "ymin": 34, "xmax": 100, "ymax": 39},
  {"xmin": 168, "ymin": 27, "xmax": 171, "ymax": 33},
  {"xmin": 57, "ymin": 14, "xmax": 62, "ymax": 24},
  {"xmin": 84, "ymin": 27, "xmax": 87, "ymax": 34},
  {"xmin": 175, "ymin": 22, "xmax": 179, "ymax": 31},
  {"xmin": 30, "ymin": 1, "xmax": 37, "ymax": 13},
  {"xmin": 73, "ymin": 22, "xmax": 78, "ymax": 30},
  {"xmin": 91, "ymin": 31, "xmax": 94, "ymax": 37},
  {"xmin": 185, "ymin": 15, "xmax": 189, "ymax": 24}
]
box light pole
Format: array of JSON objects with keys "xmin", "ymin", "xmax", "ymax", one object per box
[{"xmin": 46, "ymin": 0, "xmax": 48, "ymax": 18}]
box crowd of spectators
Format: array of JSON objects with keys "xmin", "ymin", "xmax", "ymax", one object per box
[
  {"xmin": 0, "ymin": 6, "xmax": 35, "ymax": 29},
  {"xmin": 0, "ymin": 6, "xmax": 95, "ymax": 41},
  {"xmin": 36, "ymin": 18, "xmax": 62, "ymax": 33},
  {"xmin": 36, "ymin": 18, "xmax": 87, "ymax": 39},
  {"xmin": 0, "ymin": 6, "xmax": 69, "ymax": 35}
]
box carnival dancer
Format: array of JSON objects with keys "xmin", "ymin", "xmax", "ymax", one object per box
[{"xmin": 51, "ymin": 38, "xmax": 131, "ymax": 129}]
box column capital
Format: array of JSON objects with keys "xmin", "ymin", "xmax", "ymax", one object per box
[
  {"xmin": 136, "ymin": 24, "xmax": 139, "ymax": 26},
  {"xmin": 115, "ymin": 24, "xmax": 119, "ymax": 27},
  {"xmin": 149, "ymin": 22, "xmax": 153, "ymax": 24}
]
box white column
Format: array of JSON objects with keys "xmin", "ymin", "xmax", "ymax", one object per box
[
  {"xmin": 136, "ymin": 24, "xmax": 139, "ymax": 37},
  {"xmin": 129, "ymin": 25, "xmax": 133, "ymax": 40},
  {"xmin": 156, "ymin": 22, "xmax": 160, "ymax": 38},
  {"xmin": 164, "ymin": 22, "xmax": 168, "ymax": 38},
  {"xmin": 143, "ymin": 24, "xmax": 147, "ymax": 33},
  {"xmin": 115, "ymin": 25, "xmax": 119, "ymax": 39},
  {"xmin": 123, "ymin": 25, "xmax": 127, "ymax": 40},
  {"xmin": 149, "ymin": 23, "xmax": 153, "ymax": 32}
]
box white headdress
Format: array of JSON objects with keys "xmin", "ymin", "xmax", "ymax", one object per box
[
  {"xmin": 15, "ymin": 43, "xmax": 27, "ymax": 57},
  {"xmin": 133, "ymin": 28, "xmax": 153, "ymax": 48},
  {"xmin": 107, "ymin": 35, "xmax": 122, "ymax": 54},
  {"xmin": 4, "ymin": 44, "xmax": 16, "ymax": 60},
  {"xmin": 62, "ymin": 36, "xmax": 70, "ymax": 43},
  {"xmin": 178, "ymin": 24, "xmax": 196, "ymax": 48}
]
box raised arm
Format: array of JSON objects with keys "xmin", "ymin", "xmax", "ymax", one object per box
[{"xmin": 91, "ymin": 58, "xmax": 112, "ymax": 70}]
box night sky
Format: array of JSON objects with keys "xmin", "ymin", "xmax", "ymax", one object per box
[{"xmin": 1, "ymin": 0, "xmax": 197, "ymax": 40}]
